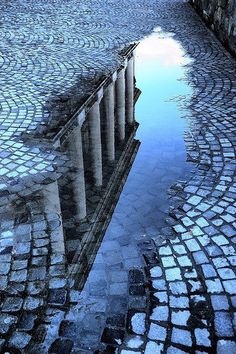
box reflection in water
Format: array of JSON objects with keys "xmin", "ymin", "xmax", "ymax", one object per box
[
  {"xmin": 63, "ymin": 31, "xmax": 193, "ymax": 350},
  {"xmin": 0, "ymin": 30, "xmax": 194, "ymax": 352},
  {"xmin": 104, "ymin": 31, "xmax": 193, "ymax": 241},
  {"xmin": 53, "ymin": 45, "xmax": 141, "ymax": 288}
]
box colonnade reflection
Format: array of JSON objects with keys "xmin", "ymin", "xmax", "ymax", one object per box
[{"xmin": 44, "ymin": 45, "xmax": 140, "ymax": 286}]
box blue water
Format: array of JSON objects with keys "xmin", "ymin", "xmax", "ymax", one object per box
[
  {"xmin": 106, "ymin": 31, "xmax": 193, "ymax": 238},
  {"xmin": 68, "ymin": 31, "xmax": 193, "ymax": 350}
]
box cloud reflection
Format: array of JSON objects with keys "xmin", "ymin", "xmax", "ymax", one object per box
[{"xmin": 136, "ymin": 29, "xmax": 191, "ymax": 67}]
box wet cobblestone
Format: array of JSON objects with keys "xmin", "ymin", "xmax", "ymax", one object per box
[{"xmin": 0, "ymin": 0, "xmax": 236, "ymax": 353}]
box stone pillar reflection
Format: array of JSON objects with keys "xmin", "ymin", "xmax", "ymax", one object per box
[
  {"xmin": 88, "ymin": 99, "xmax": 103, "ymax": 187},
  {"xmin": 116, "ymin": 68, "xmax": 126, "ymax": 142},
  {"xmin": 126, "ymin": 56, "xmax": 134, "ymax": 124},
  {"xmin": 42, "ymin": 180, "xmax": 65, "ymax": 254},
  {"xmin": 104, "ymin": 82, "xmax": 115, "ymax": 162},
  {"xmin": 68, "ymin": 124, "xmax": 87, "ymax": 221}
]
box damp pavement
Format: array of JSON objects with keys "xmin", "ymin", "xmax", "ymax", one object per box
[{"xmin": 0, "ymin": 0, "xmax": 236, "ymax": 353}]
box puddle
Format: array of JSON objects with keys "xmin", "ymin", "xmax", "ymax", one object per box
[
  {"xmin": 67, "ymin": 30, "xmax": 194, "ymax": 349},
  {"xmin": 104, "ymin": 31, "xmax": 193, "ymax": 240},
  {"xmin": 0, "ymin": 29, "xmax": 194, "ymax": 352}
]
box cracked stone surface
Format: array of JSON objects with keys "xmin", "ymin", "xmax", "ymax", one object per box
[{"xmin": 0, "ymin": 0, "xmax": 236, "ymax": 353}]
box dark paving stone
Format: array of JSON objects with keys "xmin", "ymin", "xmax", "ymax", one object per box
[
  {"xmin": 59, "ymin": 320, "xmax": 77, "ymax": 339},
  {"xmin": 108, "ymin": 296, "xmax": 127, "ymax": 314},
  {"xmin": 18, "ymin": 313, "xmax": 37, "ymax": 331},
  {"xmin": 49, "ymin": 338, "xmax": 74, "ymax": 354},
  {"xmin": 106, "ymin": 314, "xmax": 126, "ymax": 328},
  {"xmin": 101, "ymin": 327, "xmax": 125, "ymax": 345},
  {"xmin": 129, "ymin": 269, "xmax": 145, "ymax": 284},
  {"xmin": 48, "ymin": 288, "xmax": 67, "ymax": 306},
  {"xmin": 129, "ymin": 284, "xmax": 145, "ymax": 296}
]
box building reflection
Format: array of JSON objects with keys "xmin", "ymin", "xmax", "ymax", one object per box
[{"xmin": 43, "ymin": 44, "xmax": 141, "ymax": 288}]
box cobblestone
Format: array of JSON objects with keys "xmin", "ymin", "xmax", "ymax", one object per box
[{"xmin": 0, "ymin": 0, "xmax": 236, "ymax": 352}]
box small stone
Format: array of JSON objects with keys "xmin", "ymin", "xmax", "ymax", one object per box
[
  {"xmin": 188, "ymin": 196, "xmax": 202, "ymax": 206},
  {"xmin": 178, "ymin": 255, "xmax": 192, "ymax": 267},
  {"xmin": 148, "ymin": 323, "xmax": 166, "ymax": 341},
  {"xmin": 165, "ymin": 267, "xmax": 182, "ymax": 281},
  {"xmin": 218, "ymin": 268, "xmax": 235, "ymax": 280},
  {"xmin": 125, "ymin": 335, "xmax": 143, "ymax": 349},
  {"xmin": 153, "ymin": 291, "xmax": 168, "ymax": 303},
  {"xmin": 169, "ymin": 296, "xmax": 189, "ymax": 308},
  {"xmin": 101, "ymin": 328, "xmax": 125, "ymax": 345},
  {"xmin": 162, "ymin": 256, "xmax": 176, "ymax": 268},
  {"xmin": 211, "ymin": 295, "xmax": 229, "ymax": 310},
  {"xmin": 0, "ymin": 314, "xmax": 17, "ymax": 334},
  {"xmin": 169, "ymin": 281, "xmax": 187, "ymax": 295},
  {"xmin": 145, "ymin": 341, "xmax": 163, "ymax": 354},
  {"xmin": 131, "ymin": 313, "xmax": 146, "ymax": 335},
  {"xmin": 2, "ymin": 297, "xmax": 23, "ymax": 312},
  {"xmin": 195, "ymin": 328, "xmax": 211, "ymax": 347},
  {"xmin": 223, "ymin": 280, "xmax": 236, "ymax": 294},
  {"xmin": 171, "ymin": 310, "xmax": 190, "ymax": 326},
  {"xmin": 185, "ymin": 239, "xmax": 201, "ymax": 252},
  {"xmin": 171, "ymin": 327, "xmax": 192, "ymax": 346},
  {"xmin": 192, "ymin": 251, "xmax": 209, "ymax": 264},
  {"xmin": 150, "ymin": 306, "xmax": 168, "ymax": 322},
  {"xmin": 206, "ymin": 279, "xmax": 223, "ymax": 293},
  {"xmin": 159, "ymin": 246, "xmax": 172, "ymax": 255},
  {"xmin": 214, "ymin": 312, "xmax": 234, "ymax": 337},
  {"xmin": 152, "ymin": 279, "xmax": 166, "ymax": 291},
  {"xmin": 9, "ymin": 331, "xmax": 31, "ymax": 349},
  {"xmin": 217, "ymin": 340, "xmax": 236, "ymax": 353},
  {"xmin": 201, "ymin": 264, "xmax": 217, "ymax": 278},
  {"xmin": 150, "ymin": 266, "xmax": 162, "ymax": 278},
  {"xmin": 23, "ymin": 296, "xmax": 43, "ymax": 310},
  {"xmin": 49, "ymin": 338, "xmax": 74, "ymax": 354},
  {"xmin": 48, "ymin": 288, "xmax": 67, "ymax": 306}
]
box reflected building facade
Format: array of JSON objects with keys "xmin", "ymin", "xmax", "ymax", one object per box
[{"xmin": 44, "ymin": 44, "xmax": 141, "ymax": 288}]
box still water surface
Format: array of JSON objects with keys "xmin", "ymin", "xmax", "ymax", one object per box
[
  {"xmin": 105, "ymin": 30, "xmax": 192, "ymax": 239},
  {"xmin": 72, "ymin": 30, "xmax": 193, "ymax": 348}
]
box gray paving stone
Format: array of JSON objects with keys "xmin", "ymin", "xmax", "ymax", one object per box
[
  {"xmin": 150, "ymin": 266, "xmax": 162, "ymax": 278},
  {"xmin": 150, "ymin": 306, "xmax": 169, "ymax": 322},
  {"xmin": 218, "ymin": 268, "xmax": 235, "ymax": 280},
  {"xmin": 171, "ymin": 310, "xmax": 190, "ymax": 326},
  {"xmin": 131, "ymin": 313, "xmax": 146, "ymax": 335},
  {"xmin": 167, "ymin": 347, "xmax": 187, "ymax": 354},
  {"xmin": 165, "ymin": 267, "xmax": 182, "ymax": 281},
  {"xmin": 201, "ymin": 264, "xmax": 217, "ymax": 278},
  {"xmin": 148, "ymin": 323, "xmax": 166, "ymax": 341},
  {"xmin": 192, "ymin": 251, "xmax": 209, "ymax": 264},
  {"xmin": 211, "ymin": 295, "xmax": 229, "ymax": 310},
  {"xmin": 206, "ymin": 279, "xmax": 224, "ymax": 294},
  {"xmin": 169, "ymin": 281, "xmax": 188, "ymax": 295},
  {"xmin": 223, "ymin": 280, "xmax": 236, "ymax": 294},
  {"xmin": 217, "ymin": 340, "xmax": 236, "ymax": 354},
  {"xmin": 171, "ymin": 327, "xmax": 192, "ymax": 346},
  {"xmin": 194, "ymin": 328, "xmax": 211, "ymax": 347},
  {"xmin": 23, "ymin": 296, "xmax": 44, "ymax": 310},
  {"xmin": 145, "ymin": 341, "xmax": 163, "ymax": 354},
  {"xmin": 169, "ymin": 296, "xmax": 189, "ymax": 309},
  {"xmin": 214, "ymin": 312, "xmax": 234, "ymax": 337},
  {"xmin": 9, "ymin": 331, "xmax": 32, "ymax": 349},
  {"xmin": 2, "ymin": 297, "xmax": 23, "ymax": 312}
]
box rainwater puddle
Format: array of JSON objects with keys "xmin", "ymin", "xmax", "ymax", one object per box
[
  {"xmin": 105, "ymin": 30, "xmax": 193, "ymax": 240},
  {"xmin": 70, "ymin": 30, "xmax": 194, "ymax": 349}
]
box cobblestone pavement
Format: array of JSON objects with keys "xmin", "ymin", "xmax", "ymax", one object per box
[
  {"xmin": 0, "ymin": 0, "xmax": 162, "ymax": 201},
  {"xmin": 1, "ymin": 0, "xmax": 236, "ymax": 353}
]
